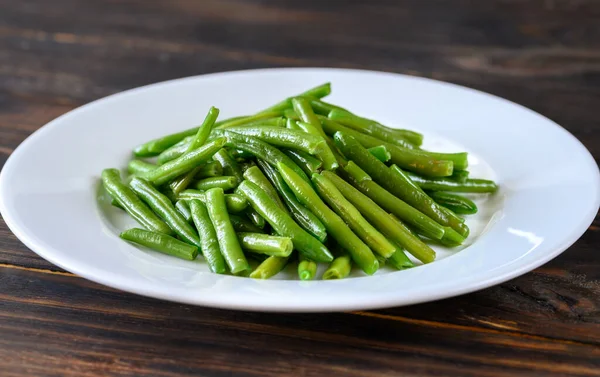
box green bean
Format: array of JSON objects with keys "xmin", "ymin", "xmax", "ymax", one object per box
[
  {"xmin": 194, "ymin": 176, "xmax": 239, "ymax": 191},
  {"xmin": 429, "ymin": 191, "xmax": 478, "ymax": 215},
  {"xmin": 256, "ymin": 159, "xmax": 327, "ymax": 242},
  {"xmin": 313, "ymin": 173, "xmax": 396, "ymax": 258},
  {"xmin": 111, "ymin": 198, "xmax": 124, "ymax": 210},
  {"xmin": 168, "ymin": 166, "xmax": 202, "ymax": 196},
  {"xmin": 235, "ymin": 180, "xmax": 333, "ymax": 263},
  {"xmin": 387, "ymin": 246, "xmax": 415, "ymax": 270},
  {"xmin": 145, "ymin": 137, "xmax": 227, "ymax": 185},
  {"xmin": 323, "ymin": 171, "xmax": 437, "ymax": 263},
  {"xmin": 205, "ymin": 188, "xmax": 249, "ymax": 274},
  {"xmin": 277, "ymin": 162, "xmax": 377, "ymax": 274},
  {"xmin": 175, "ymin": 200, "xmax": 192, "ymax": 223},
  {"xmin": 249, "ymin": 256, "xmax": 289, "ymax": 279},
  {"xmin": 196, "ymin": 161, "xmax": 223, "ymax": 178},
  {"xmin": 322, "ymin": 254, "xmax": 352, "ymax": 280},
  {"xmin": 120, "ymin": 228, "xmax": 198, "ymax": 260},
  {"xmin": 223, "ymin": 117, "xmax": 286, "ymax": 129},
  {"xmin": 225, "ymin": 126, "xmax": 326, "ymax": 155},
  {"xmin": 321, "ymin": 117, "xmax": 460, "ymax": 176},
  {"xmin": 292, "ymin": 98, "xmax": 338, "ymax": 170},
  {"xmin": 230, "ymin": 149, "xmax": 254, "ymax": 160},
  {"xmin": 179, "ymin": 189, "xmax": 249, "ymax": 213},
  {"xmin": 303, "ymin": 96, "xmax": 351, "ymax": 116},
  {"xmin": 229, "ymin": 214, "xmax": 265, "ymax": 233},
  {"xmin": 406, "ymin": 173, "xmax": 498, "ymax": 193},
  {"xmin": 245, "ymin": 207, "xmax": 266, "ymax": 229},
  {"xmin": 237, "ymin": 233, "xmax": 293, "ymax": 257},
  {"xmin": 186, "ymin": 106, "xmax": 220, "ymax": 153},
  {"xmin": 216, "ymin": 111, "xmax": 282, "ymax": 129},
  {"xmin": 282, "ymin": 149, "xmax": 323, "ymax": 175},
  {"xmin": 243, "ymin": 166, "xmax": 287, "ymax": 211},
  {"xmin": 130, "ymin": 177, "xmax": 200, "ymax": 246},
  {"xmin": 341, "ymin": 162, "xmax": 444, "ymax": 240},
  {"xmin": 188, "ymin": 200, "xmax": 227, "ymax": 274},
  {"xmin": 451, "ymin": 170, "xmax": 469, "ymax": 183},
  {"xmin": 368, "ymin": 146, "xmax": 391, "ymax": 163},
  {"xmin": 283, "ymin": 109, "xmax": 300, "ymax": 120},
  {"xmin": 128, "ymin": 160, "xmax": 157, "ymax": 176},
  {"xmin": 335, "ymin": 133, "xmax": 467, "ymax": 237},
  {"xmin": 101, "ymin": 169, "xmax": 172, "ymax": 235},
  {"xmin": 133, "ymin": 116, "xmax": 245, "ymax": 157},
  {"xmin": 211, "ymin": 130, "xmax": 310, "ymax": 182},
  {"xmin": 157, "ymin": 136, "xmax": 193, "ymax": 164},
  {"xmin": 375, "ymin": 254, "xmax": 386, "ymax": 268},
  {"xmin": 298, "ymin": 255, "xmax": 318, "ymax": 281},
  {"xmin": 212, "ymin": 148, "xmax": 244, "ymax": 184},
  {"xmin": 257, "ymin": 83, "xmax": 331, "ymax": 114}
]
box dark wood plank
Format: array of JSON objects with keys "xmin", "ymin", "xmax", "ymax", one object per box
[{"xmin": 1, "ymin": 266, "xmax": 599, "ymax": 377}]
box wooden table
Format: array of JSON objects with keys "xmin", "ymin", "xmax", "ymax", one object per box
[{"xmin": 1, "ymin": 1, "xmax": 599, "ymax": 376}]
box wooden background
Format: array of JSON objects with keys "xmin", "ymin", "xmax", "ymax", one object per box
[{"xmin": 1, "ymin": 1, "xmax": 599, "ymax": 376}]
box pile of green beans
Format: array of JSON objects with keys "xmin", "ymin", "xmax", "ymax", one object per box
[{"xmin": 101, "ymin": 83, "xmax": 498, "ymax": 280}]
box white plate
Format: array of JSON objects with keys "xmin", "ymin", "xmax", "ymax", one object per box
[{"xmin": 1, "ymin": 68, "xmax": 598, "ymax": 312}]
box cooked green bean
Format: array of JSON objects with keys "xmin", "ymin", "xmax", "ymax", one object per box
[
  {"xmin": 387, "ymin": 246, "xmax": 415, "ymax": 270},
  {"xmin": 235, "ymin": 180, "xmax": 333, "ymax": 263},
  {"xmin": 406, "ymin": 173, "xmax": 498, "ymax": 193},
  {"xmin": 451, "ymin": 170, "xmax": 469, "ymax": 183},
  {"xmin": 120, "ymin": 228, "xmax": 198, "ymax": 260},
  {"xmin": 175, "ymin": 200, "xmax": 192, "ymax": 223},
  {"xmin": 196, "ymin": 161, "xmax": 223, "ymax": 178},
  {"xmin": 257, "ymin": 83, "xmax": 331, "ymax": 114},
  {"xmin": 229, "ymin": 214, "xmax": 265, "ymax": 233},
  {"xmin": 230, "ymin": 149, "xmax": 255, "ymax": 160},
  {"xmin": 127, "ymin": 160, "xmax": 157, "ymax": 176},
  {"xmin": 101, "ymin": 169, "xmax": 172, "ymax": 235},
  {"xmin": 303, "ymin": 96, "xmax": 351, "ymax": 116},
  {"xmin": 321, "ymin": 117, "xmax": 461, "ymax": 176},
  {"xmin": 282, "ymin": 149, "xmax": 323, "ymax": 175},
  {"xmin": 245, "ymin": 207, "xmax": 266, "ymax": 229},
  {"xmin": 237, "ymin": 233, "xmax": 293, "ymax": 257},
  {"xmin": 322, "ymin": 254, "xmax": 352, "ymax": 280},
  {"xmin": 186, "ymin": 106, "xmax": 220, "ymax": 153},
  {"xmin": 283, "ymin": 108, "xmax": 300, "ymax": 120},
  {"xmin": 205, "ymin": 188, "xmax": 249, "ymax": 274},
  {"xmin": 256, "ymin": 159, "xmax": 327, "ymax": 242},
  {"xmin": 225, "ymin": 126, "xmax": 326, "ymax": 155},
  {"xmin": 243, "ymin": 166, "xmax": 287, "ymax": 211},
  {"xmin": 178, "ymin": 189, "xmax": 248, "ymax": 213},
  {"xmin": 145, "ymin": 137, "xmax": 227, "ymax": 185},
  {"xmin": 335, "ymin": 133, "xmax": 467, "ymax": 238},
  {"xmin": 130, "ymin": 177, "xmax": 200, "ymax": 246},
  {"xmin": 188, "ymin": 199, "xmax": 227, "ymax": 274},
  {"xmin": 313, "ymin": 173, "xmax": 396, "ymax": 258},
  {"xmin": 216, "ymin": 111, "xmax": 282, "ymax": 129},
  {"xmin": 277, "ymin": 162, "xmax": 377, "ymax": 274},
  {"xmin": 249, "ymin": 256, "xmax": 289, "ymax": 279},
  {"xmin": 368, "ymin": 146, "xmax": 391, "ymax": 163},
  {"xmin": 169, "ymin": 166, "xmax": 202, "ymax": 196},
  {"xmin": 212, "ymin": 148, "xmax": 244, "ymax": 184},
  {"xmin": 157, "ymin": 136, "xmax": 193, "ymax": 164},
  {"xmin": 429, "ymin": 191, "xmax": 478, "ymax": 215},
  {"xmin": 194, "ymin": 176, "xmax": 238, "ymax": 191},
  {"xmin": 223, "ymin": 117, "xmax": 285, "ymax": 129},
  {"xmin": 298, "ymin": 254, "xmax": 318, "ymax": 281},
  {"xmin": 322, "ymin": 171, "xmax": 436, "ymax": 263}
]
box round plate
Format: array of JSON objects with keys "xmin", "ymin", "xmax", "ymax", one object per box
[{"xmin": 1, "ymin": 68, "xmax": 598, "ymax": 312}]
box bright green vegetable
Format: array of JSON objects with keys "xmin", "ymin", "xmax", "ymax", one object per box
[
  {"xmin": 120, "ymin": 228, "xmax": 198, "ymax": 260},
  {"xmin": 429, "ymin": 191, "xmax": 478, "ymax": 215},
  {"xmin": 224, "ymin": 126, "xmax": 326, "ymax": 155},
  {"xmin": 249, "ymin": 256, "xmax": 289, "ymax": 279},
  {"xmin": 387, "ymin": 246, "xmax": 415, "ymax": 270},
  {"xmin": 245, "ymin": 207, "xmax": 266, "ymax": 229},
  {"xmin": 205, "ymin": 188, "xmax": 249, "ymax": 274},
  {"xmin": 243, "ymin": 166, "xmax": 287, "ymax": 211},
  {"xmin": 168, "ymin": 166, "xmax": 202, "ymax": 196},
  {"xmin": 129, "ymin": 177, "xmax": 200, "ymax": 246},
  {"xmin": 175, "ymin": 200, "xmax": 192, "ymax": 223},
  {"xmin": 282, "ymin": 149, "xmax": 323, "ymax": 176},
  {"xmin": 186, "ymin": 106, "xmax": 220, "ymax": 153},
  {"xmin": 194, "ymin": 176, "xmax": 238, "ymax": 191},
  {"xmin": 212, "ymin": 149, "xmax": 244, "ymax": 184},
  {"xmin": 298, "ymin": 255, "xmax": 318, "ymax": 281},
  {"xmin": 237, "ymin": 233, "xmax": 293, "ymax": 257},
  {"xmin": 229, "ymin": 214, "xmax": 265, "ymax": 233},
  {"xmin": 277, "ymin": 162, "xmax": 377, "ymax": 274},
  {"xmin": 322, "ymin": 254, "xmax": 352, "ymax": 280},
  {"xmin": 406, "ymin": 173, "xmax": 498, "ymax": 193},
  {"xmin": 368, "ymin": 146, "xmax": 391, "ymax": 163},
  {"xmin": 101, "ymin": 169, "xmax": 172, "ymax": 235},
  {"xmin": 188, "ymin": 200, "xmax": 227, "ymax": 274},
  {"xmin": 235, "ymin": 180, "xmax": 333, "ymax": 263},
  {"xmin": 178, "ymin": 189, "xmax": 248, "ymax": 213},
  {"xmin": 216, "ymin": 111, "xmax": 281, "ymax": 129},
  {"xmin": 257, "ymin": 83, "xmax": 331, "ymax": 114},
  {"xmin": 128, "ymin": 160, "xmax": 157, "ymax": 176}
]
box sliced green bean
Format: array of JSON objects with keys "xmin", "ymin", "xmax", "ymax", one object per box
[
  {"xmin": 406, "ymin": 173, "xmax": 498, "ymax": 193},
  {"xmin": 249, "ymin": 256, "xmax": 289, "ymax": 279},
  {"xmin": 229, "ymin": 214, "xmax": 265, "ymax": 233},
  {"xmin": 194, "ymin": 176, "xmax": 238, "ymax": 191},
  {"xmin": 225, "ymin": 126, "xmax": 326, "ymax": 155},
  {"xmin": 243, "ymin": 166, "xmax": 287, "ymax": 211},
  {"xmin": 186, "ymin": 106, "xmax": 220, "ymax": 153},
  {"xmin": 237, "ymin": 233, "xmax": 293, "ymax": 257},
  {"xmin": 293, "ymin": 97, "xmax": 338, "ymax": 170},
  {"xmin": 205, "ymin": 188, "xmax": 249, "ymax": 274},
  {"xmin": 235, "ymin": 180, "xmax": 333, "ymax": 263},
  {"xmin": 179, "ymin": 189, "xmax": 248, "ymax": 213},
  {"xmin": 120, "ymin": 228, "xmax": 198, "ymax": 260},
  {"xmin": 298, "ymin": 255, "xmax": 318, "ymax": 281},
  {"xmin": 368, "ymin": 146, "xmax": 391, "ymax": 163},
  {"xmin": 322, "ymin": 254, "xmax": 352, "ymax": 280},
  {"xmin": 323, "ymin": 170, "xmax": 437, "ymax": 263},
  {"xmin": 277, "ymin": 162, "xmax": 377, "ymax": 274},
  {"xmin": 256, "ymin": 159, "xmax": 327, "ymax": 243},
  {"xmin": 257, "ymin": 83, "xmax": 331, "ymax": 114},
  {"xmin": 313, "ymin": 173, "xmax": 396, "ymax": 258},
  {"xmin": 188, "ymin": 200, "xmax": 227, "ymax": 274},
  {"xmin": 101, "ymin": 169, "xmax": 172, "ymax": 235},
  {"xmin": 128, "ymin": 160, "xmax": 157, "ymax": 176},
  {"xmin": 282, "ymin": 149, "xmax": 323, "ymax": 176},
  {"xmin": 212, "ymin": 148, "xmax": 244, "ymax": 184},
  {"xmin": 130, "ymin": 177, "xmax": 200, "ymax": 246},
  {"xmin": 429, "ymin": 191, "xmax": 478, "ymax": 215},
  {"xmin": 175, "ymin": 200, "xmax": 192, "ymax": 223},
  {"xmin": 145, "ymin": 137, "xmax": 227, "ymax": 185}
]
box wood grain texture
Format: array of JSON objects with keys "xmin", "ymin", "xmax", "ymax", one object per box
[{"xmin": 0, "ymin": 0, "xmax": 599, "ymax": 376}]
